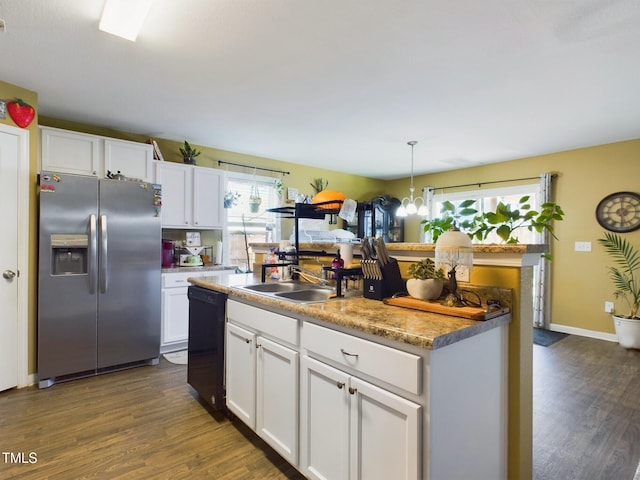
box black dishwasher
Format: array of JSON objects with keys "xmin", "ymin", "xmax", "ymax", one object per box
[{"xmin": 187, "ymin": 285, "xmax": 227, "ymax": 411}]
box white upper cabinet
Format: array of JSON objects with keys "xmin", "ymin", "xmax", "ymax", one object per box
[
  {"xmin": 155, "ymin": 162, "xmax": 190, "ymax": 227},
  {"xmin": 192, "ymin": 166, "xmax": 223, "ymax": 228},
  {"xmin": 103, "ymin": 138, "xmax": 154, "ymax": 181},
  {"xmin": 39, "ymin": 126, "xmax": 154, "ymax": 182},
  {"xmin": 40, "ymin": 126, "xmax": 100, "ymax": 176},
  {"xmin": 155, "ymin": 161, "xmax": 223, "ymax": 229}
]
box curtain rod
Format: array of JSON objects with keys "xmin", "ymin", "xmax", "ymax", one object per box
[
  {"xmin": 218, "ymin": 160, "xmax": 290, "ymax": 176},
  {"xmin": 425, "ymin": 173, "xmax": 557, "ymax": 192}
]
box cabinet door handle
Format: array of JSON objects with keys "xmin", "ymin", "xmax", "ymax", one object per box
[
  {"xmin": 244, "ymin": 338, "xmax": 251, "ymax": 344},
  {"xmin": 348, "ymin": 387, "xmax": 357, "ymax": 395},
  {"xmin": 336, "ymin": 381, "xmax": 345, "ymax": 389},
  {"xmin": 340, "ymin": 348, "xmax": 359, "ymax": 358},
  {"xmin": 256, "ymin": 343, "xmax": 262, "ymax": 349}
]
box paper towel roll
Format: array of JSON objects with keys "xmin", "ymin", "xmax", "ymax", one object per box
[{"xmin": 215, "ymin": 241, "xmax": 223, "ymax": 265}]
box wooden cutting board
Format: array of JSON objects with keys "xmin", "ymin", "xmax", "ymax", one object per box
[{"xmin": 382, "ymin": 296, "xmax": 510, "ymax": 321}]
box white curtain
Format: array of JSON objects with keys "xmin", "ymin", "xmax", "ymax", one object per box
[{"xmin": 533, "ymin": 173, "xmax": 552, "ymax": 328}]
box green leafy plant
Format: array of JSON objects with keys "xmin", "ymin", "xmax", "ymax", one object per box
[
  {"xmin": 469, "ymin": 196, "xmax": 565, "ymax": 244},
  {"xmin": 309, "ymin": 178, "xmax": 328, "ymax": 195},
  {"xmin": 421, "ymin": 199, "xmax": 478, "ymax": 242},
  {"xmin": 179, "ymin": 140, "xmax": 201, "ymax": 159},
  {"xmin": 407, "ymin": 258, "xmax": 445, "ymax": 280},
  {"xmin": 274, "ymin": 178, "xmax": 284, "ymax": 197},
  {"xmin": 224, "ymin": 190, "xmax": 240, "ymax": 208},
  {"xmin": 597, "ymin": 232, "xmax": 640, "ymax": 318}
]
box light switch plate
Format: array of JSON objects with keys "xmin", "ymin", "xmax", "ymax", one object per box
[{"xmin": 575, "ymin": 241, "xmax": 592, "ymax": 252}]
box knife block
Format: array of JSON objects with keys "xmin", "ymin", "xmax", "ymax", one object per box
[{"xmin": 363, "ymin": 258, "xmax": 407, "ymax": 300}]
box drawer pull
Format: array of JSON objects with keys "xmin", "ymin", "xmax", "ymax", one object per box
[
  {"xmin": 348, "ymin": 387, "xmax": 357, "ymax": 395},
  {"xmin": 336, "ymin": 381, "xmax": 345, "ymax": 389},
  {"xmin": 340, "ymin": 348, "xmax": 359, "ymax": 358}
]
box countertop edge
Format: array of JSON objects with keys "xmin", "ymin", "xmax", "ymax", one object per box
[{"xmin": 188, "ymin": 274, "xmax": 511, "ymax": 351}]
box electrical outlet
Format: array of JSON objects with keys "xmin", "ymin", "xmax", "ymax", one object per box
[
  {"xmin": 455, "ymin": 266, "xmax": 470, "ymax": 282},
  {"xmin": 605, "ymin": 301, "xmax": 614, "ymax": 313},
  {"xmin": 575, "ymin": 241, "xmax": 592, "ymax": 252}
]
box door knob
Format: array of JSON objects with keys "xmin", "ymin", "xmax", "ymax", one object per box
[{"xmin": 3, "ymin": 270, "xmax": 16, "ymax": 280}]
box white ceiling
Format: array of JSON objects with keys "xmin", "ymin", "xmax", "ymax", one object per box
[{"xmin": 1, "ymin": 0, "xmax": 639, "ymax": 180}]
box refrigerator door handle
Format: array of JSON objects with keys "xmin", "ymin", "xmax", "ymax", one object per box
[
  {"xmin": 99, "ymin": 214, "xmax": 108, "ymax": 293},
  {"xmin": 88, "ymin": 214, "xmax": 97, "ymax": 294}
]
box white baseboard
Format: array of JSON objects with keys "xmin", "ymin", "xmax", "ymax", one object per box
[{"xmin": 548, "ymin": 323, "xmax": 618, "ymax": 343}]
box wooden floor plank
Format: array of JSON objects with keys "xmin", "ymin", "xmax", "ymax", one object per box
[{"xmin": 1, "ymin": 334, "xmax": 638, "ymax": 479}]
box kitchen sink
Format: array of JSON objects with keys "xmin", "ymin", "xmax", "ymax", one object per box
[
  {"xmin": 241, "ymin": 281, "xmax": 322, "ymax": 293},
  {"xmin": 274, "ymin": 288, "xmax": 335, "ymax": 303},
  {"xmin": 238, "ymin": 281, "xmax": 336, "ymax": 303}
]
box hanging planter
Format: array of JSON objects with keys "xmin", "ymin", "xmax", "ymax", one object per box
[
  {"xmin": 224, "ymin": 191, "xmax": 240, "ymax": 209},
  {"xmin": 249, "ymin": 185, "xmax": 262, "ymax": 213}
]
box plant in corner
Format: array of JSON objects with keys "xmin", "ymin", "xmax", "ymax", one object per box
[
  {"xmin": 179, "ymin": 141, "xmax": 201, "ymax": 165},
  {"xmin": 406, "ymin": 258, "xmax": 446, "ymax": 301},
  {"xmin": 597, "ymin": 232, "xmax": 640, "ymax": 349}
]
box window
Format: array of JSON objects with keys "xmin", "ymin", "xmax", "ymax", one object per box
[
  {"xmin": 423, "ymin": 180, "xmax": 548, "ymax": 327},
  {"xmin": 423, "ymin": 183, "xmax": 543, "ymax": 244},
  {"xmin": 224, "ymin": 172, "xmax": 280, "ymax": 272}
]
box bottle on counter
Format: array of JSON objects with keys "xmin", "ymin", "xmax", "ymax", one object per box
[{"xmin": 331, "ymin": 250, "xmax": 344, "ymax": 272}]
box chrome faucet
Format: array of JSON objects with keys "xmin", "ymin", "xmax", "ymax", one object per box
[{"xmin": 289, "ymin": 265, "xmax": 331, "ymax": 287}]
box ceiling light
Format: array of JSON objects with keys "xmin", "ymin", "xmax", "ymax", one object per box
[
  {"xmin": 396, "ymin": 141, "xmax": 428, "ymax": 217},
  {"xmin": 99, "ymin": 0, "xmax": 153, "ymax": 41}
]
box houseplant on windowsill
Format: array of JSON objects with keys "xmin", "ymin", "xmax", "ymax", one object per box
[
  {"xmin": 597, "ymin": 232, "xmax": 640, "ymax": 349},
  {"xmin": 179, "ymin": 141, "xmax": 201, "ymax": 165},
  {"xmin": 406, "ymin": 258, "xmax": 445, "ymax": 301},
  {"xmin": 422, "ymin": 196, "xmax": 565, "ymax": 259}
]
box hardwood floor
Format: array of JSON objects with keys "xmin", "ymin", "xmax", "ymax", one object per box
[
  {"xmin": 533, "ymin": 334, "xmax": 640, "ymax": 480},
  {"xmin": 1, "ymin": 336, "xmax": 637, "ymax": 479},
  {"xmin": 0, "ymin": 360, "xmax": 305, "ymax": 480}
]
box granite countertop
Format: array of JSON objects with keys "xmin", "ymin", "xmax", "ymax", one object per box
[
  {"xmin": 162, "ymin": 265, "xmax": 237, "ymax": 274},
  {"xmin": 188, "ymin": 273, "xmax": 511, "ymax": 351},
  {"xmin": 249, "ymin": 242, "xmax": 547, "ymax": 254}
]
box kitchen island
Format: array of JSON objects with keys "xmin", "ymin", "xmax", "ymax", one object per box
[{"xmin": 189, "ymin": 272, "xmax": 511, "ymax": 480}]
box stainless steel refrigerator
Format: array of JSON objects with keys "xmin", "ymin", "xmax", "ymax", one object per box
[{"xmin": 38, "ymin": 172, "xmax": 162, "ymax": 388}]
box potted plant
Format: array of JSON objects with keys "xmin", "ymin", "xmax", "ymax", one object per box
[
  {"xmin": 422, "ymin": 196, "xmax": 565, "ymax": 260},
  {"xmin": 310, "ymin": 178, "xmax": 328, "ymax": 195},
  {"xmin": 406, "ymin": 258, "xmax": 445, "ymax": 300},
  {"xmin": 469, "ymin": 196, "xmax": 565, "ymax": 245},
  {"xmin": 597, "ymin": 232, "xmax": 640, "ymax": 349},
  {"xmin": 249, "ymin": 185, "xmax": 262, "ymax": 213},
  {"xmin": 421, "ymin": 199, "xmax": 478, "ymax": 242},
  {"xmin": 179, "ymin": 140, "xmax": 201, "ymax": 165},
  {"xmin": 224, "ymin": 191, "xmax": 240, "ymax": 208}
]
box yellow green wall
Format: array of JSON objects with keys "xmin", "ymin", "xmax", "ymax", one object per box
[
  {"xmin": 387, "ymin": 139, "xmax": 640, "ymax": 336},
  {"xmin": 0, "ymin": 81, "xmax": 39, "ymax": 375}
]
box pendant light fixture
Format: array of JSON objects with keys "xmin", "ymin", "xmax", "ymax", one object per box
[{"xmin": 396, "ymin": 141, "xmax": 428, "ymax": 217}]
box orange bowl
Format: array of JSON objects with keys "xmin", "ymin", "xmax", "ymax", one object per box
[{"xmin": 311, "ymin": 190, "xmax": 346, "ymax": 210}]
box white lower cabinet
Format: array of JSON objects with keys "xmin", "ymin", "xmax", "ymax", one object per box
[
  {"xmin": 161, "ymin": 271, "xmax": 216, "ymax": 351},
  {"xmin": 226, "ymin": 301, "xmax": 299, "ymax": 466},
  {"xmin": 225, "ymin": 299, "xmax": 508, "ymax": 480},
  {"xmin": 300, "ymin": 354, "xmax": 421, "ymax": 480}
]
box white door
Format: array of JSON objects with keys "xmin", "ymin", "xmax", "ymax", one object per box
[
  {"xmin": 349, "ymin": 377, "xmax": 421, "ymax": 480},
  {"xmin": 225, "ymin": 322, "xmax": 257, "ymax": 427},
  {"xmin": 256, "ymin": 335, "xmax": 299, "ymax": 466},
  {"xmin": 300, "ymin": 355, "xmax": 351, "ymax": 480},
  {"xmin": 0, "ymin": 125, "xmax": 28, "ymax": 391}
]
